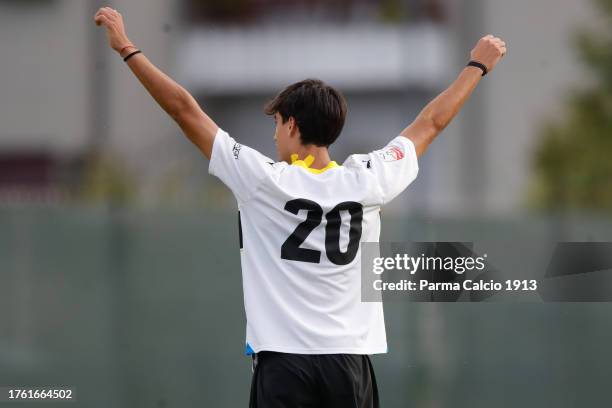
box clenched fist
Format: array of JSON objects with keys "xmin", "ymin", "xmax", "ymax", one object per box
[
  {"xmin": 470, "ymin": 35, "xmax": 507, "ymax": 74},
  {"xmin": 94, "ymin": 7, "xmax": 132, "ymax": 53}
]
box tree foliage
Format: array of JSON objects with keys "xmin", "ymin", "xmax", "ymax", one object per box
[{"xmin": 532, "ymin": 0, "xmax": 612, "ymax": 212}]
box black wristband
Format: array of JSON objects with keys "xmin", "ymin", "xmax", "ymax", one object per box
[
  {"xmin": 467, "ymin": 60, "xmax": 488, "ymax": 76},
  {"xmin": 123, "ymin": 50, "xmax": 142, "ymax": 62}
]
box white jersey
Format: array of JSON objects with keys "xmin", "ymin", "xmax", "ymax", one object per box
[{"xmin": 209, "ymin": 128, "xmax": 419, "ymax": 355}]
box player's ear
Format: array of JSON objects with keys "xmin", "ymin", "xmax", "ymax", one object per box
[{"xmin": 288, "ymin": 117, "xmax": 298, "ymax": 136}]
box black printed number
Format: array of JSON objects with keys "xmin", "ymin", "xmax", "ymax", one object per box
[
  {"xmin": 281, "ymin": 199, "xmax": 323, "ymax": 264},
  {"xmin": 281, "ymin": 199, "xmax": 363, "ymax": 265},
  {"xmin": 325, "ymin": 202, "xmax": 364, "ymax": 265}
]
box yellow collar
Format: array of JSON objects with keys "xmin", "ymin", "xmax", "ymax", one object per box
[{"xmin": 290, "ymin": 154, "xmax": 339, "ymax": 174}]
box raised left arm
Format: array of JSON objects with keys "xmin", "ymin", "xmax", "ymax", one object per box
[{"xmin": 401, "ymin": 35, "xmax": 507, "ymax": 157}]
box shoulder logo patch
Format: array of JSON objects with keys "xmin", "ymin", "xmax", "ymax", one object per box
[
  {"xmin": 232, "ymin": 143, "xmax": 242, "ymax": 159},
  {"xmin": 377, "ymin": 145, "xmax": 404, "ymax": 162}
]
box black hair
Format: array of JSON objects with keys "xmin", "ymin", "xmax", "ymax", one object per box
[{"xmin": 264, "ymin": 78, "xmax": 347, "ymax": 147}]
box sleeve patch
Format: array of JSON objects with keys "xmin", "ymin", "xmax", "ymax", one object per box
[
  {"xmin": 377, "ymin": 145, "xmax": 404, "ymax": 162},
  {"xmin": 232, "ymin": 143, "xmax": 242, "ymax": 159}
]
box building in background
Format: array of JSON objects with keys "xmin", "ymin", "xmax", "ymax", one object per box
[
  {"xmin": 0, "ymin": 0, "xmax": 594, "ymax": 215},
  {"xmin": 0, "ymin": 2, "xmax": 609, "ymax": 408}
]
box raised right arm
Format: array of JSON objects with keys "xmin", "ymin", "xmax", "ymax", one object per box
[{"xmin": 94, "ymin": 7, "xmax": 218, "ymax": 159}]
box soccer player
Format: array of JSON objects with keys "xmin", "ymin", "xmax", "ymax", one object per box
[{"xmin": 95, "ymin": 7, "xmax": 506, "ymax": 407}]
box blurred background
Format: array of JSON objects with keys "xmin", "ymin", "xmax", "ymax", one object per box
[{"xmin": 1, "ymin": 0, "xmax": 612, "ymax": 407}]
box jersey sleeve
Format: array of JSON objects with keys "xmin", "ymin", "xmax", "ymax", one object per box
[
  {"xmin": 366, "ymin": 136, "xmax": 419, "ymax": 204},
  {"xmin": 208, "ymin": 128, "xmax": 275, "ymax": 202}
]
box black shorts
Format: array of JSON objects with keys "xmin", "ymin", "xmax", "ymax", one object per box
[{"xmin": 249, "ymin": 351, "xmax": 380, "ymax": 408}]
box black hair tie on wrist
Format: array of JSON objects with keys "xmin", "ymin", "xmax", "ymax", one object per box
[
  {"xmin": 467, "ymin": 60, "xmax": 488, "ymax": 76},
  {"xmin": 124, "ymin": 50, "xmax": 142, "ymax": 62}
]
